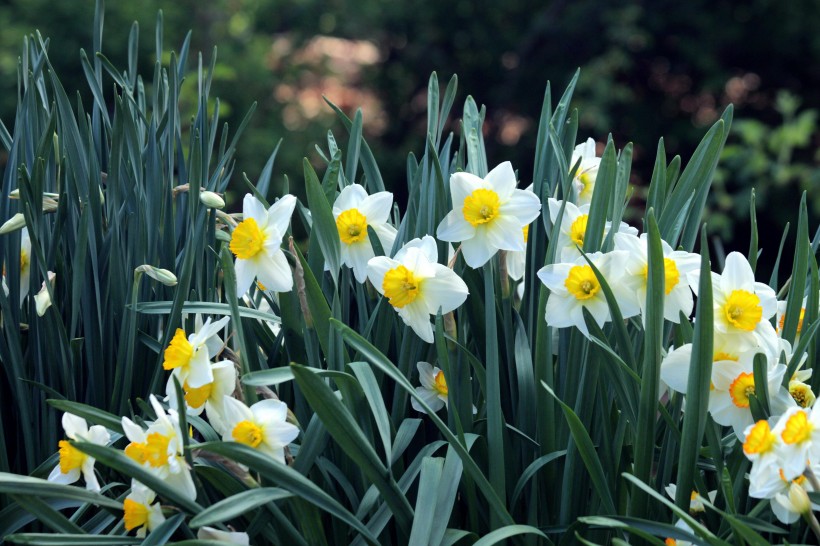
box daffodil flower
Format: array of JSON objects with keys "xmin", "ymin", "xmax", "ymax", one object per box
[
  {"xmin": 746, "ymin": 460, "xmax": 818, "ymax": 523},
  {"xmin": 220, "ymin": 396, "xmax": 299, "ymax": 464},
  {"xmin": 772, "ymin": 405, "xmax": 820, "ymax": 480},
  {"xmin": 229, "ymin": 193, "xmax": 296, "ymax": 296},
  {"xmin": 537, "ymin": 251, "xmax": 636, "ymax": 337},
  {"xmin": 123, "ymin": 481, "xmax": 166, "ymax": 537},
  {"xmin": 743, "ymin": 419, "xmax": 782, "ymax": 486},
  {"xmin": 162, "ymin": 316, "xmax": 230, "ymax": 389},
  {"xmin": 660, "ymin": 332, "xmax": 741, "ymax": 396},
  {"xmin": 547, "ymin": 199, "xmax": 638, "ymax": 262},
  {"xmin": 570, "ymin": 138, "xmax": 601, "ymax": 206},
  {"xmin": 332, "ymin": 183, "xmax": 397, "ymax": 283},
  {"xmin": 47, "ymin": 413, "xmax": 110, "ymax": 491},
  {"xmin": 436, "ymin": 162, "xmax": 541, "ymax": 268},
  {"xmin": 411, "ymin": 362, "xmax": 449, "ymax": 413},
  {"xmin": 367, "ymin": 236, "xmax": 469, "ymax": 343},
  {"xmin": 166, "ymin": 359, "xmax": 237, "ymax": 434},
  {"xmin": 122, "ymin": 395, "xmax": 196, "ymax": 500},
  {"xmin": 614, "ymin": 232, "xmax": 700, "ymax": 324},
  {"xmin": 664, "ymin": 483, "xmax": 717, "ymax": 514}
]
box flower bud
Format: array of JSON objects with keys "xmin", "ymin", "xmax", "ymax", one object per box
[
  {"xmin": 0, "ymin": 213, "xmax": 26, "ymax": 234},
  {"xmin": 197, "ymin": 526, "xmax": 250, "ymax": 544},
  {"xmin": 35, "ymin": 272, "xmax": 56, "ymax": 316},
  {"xmin": 789, "ymin": 482, "xmax": 812, "ymax": 515},
  {"xmin": 136, "ymin": 265, "xmax": 178, "ymax": 286},
  {"xmin": 200, "ymin": 191, "xmax": 225, "ymax": 209}
]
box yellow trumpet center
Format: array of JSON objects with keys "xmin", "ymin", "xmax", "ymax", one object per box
[
  {"xmin": 230, "ymin": 217, "xmax": 267, "ymax": 260},
  {"xmin": 568, "ymin": 214, "xmax": 589, "ymax": 247},
  {"xmin": 184, "ymin": 380, "xmax": 214, "ymax": 409},
  {"xmin": 336, "ymin": 208, "xmax": 368, "ymax": 245},
  {"xmin": 743, "ymin": 420, "xmax": 777, "ymax": 455},
  {"xmin": 463, "ymin": 188, "xmax": 500, "ymax": 226},
  {"xmin": 729, "ymin": 372, "xmax": 755, "ymax": 408},
  {"xmin": 564, "ymin": 265, "xmax": 600, "ymax": 300},
  {"xmin": 782, "ymin": 410, "xmax": 813, "ymax": 445},
  {"xmin": 433, "ymin": 370, "xmax": 448, "ymax": 396},
  {"xmin": 58, "ymin": 440, "xmax": 86, "ymax": 473},
  {"xmin": 713, "ymin": 351, "xmax": 739, "ymax": 362},
  {"xmin": 162, "ymin": 329, "xmax": 194, "ymax": 371},
  {"xmin": 522, "ymin": 224, "xmax": 530, "ymax": 244},
  {"xmin": 577, "ymin": 172, "xmax": 595, "ymax": 198},
  {"xmin": 233, "ymin": 420, "xmax": 264, "ymax": 448},
  {"xmin": 20, "ymin": 248, "xmax": 30, "ymax": 272},
  {"xmin": 123, "ymin": 498, "xmax": 150, "ymax": 531},
  {"xmin": 723, "ymin": 290, "xmax": 762, "ymax": 331},
  {"xmin": 641, "ymin": 257, "xmax": 680, "ymax": 295},
  {"xmin": 790, "ymin": 382, "xmax": 816, "ymax": 409},
  {"xmin": 144, "ymin": 433, "xmax": 171, "ymax": 468},
  {"xmin": 779, "ymin": 308, "xmax": 806, "ymax": 334},
  {"xmin": 382, "ymin": 265, "xmax": 422, "ymax": 308}
]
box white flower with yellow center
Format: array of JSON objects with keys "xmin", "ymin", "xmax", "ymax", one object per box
[
  {"xmin": 123, "ymin": 481, "xmax": 166, "ymax": 538},
  {"xmin": 332, "ymin": 184, "xmax": 397, "ymax": 283},
  {"xmin": 743, "ymin": 420, "xmax": 782, "ymax": 484},
  {"xmin": 570, "ymin": 138, "xmax": 601, "ymax": 206},
  {"xmin": 122, "ymin": 395, "xmax": 196, "ymax": 501},
  {"xmin": 47, "ymin": 413, "xmax": 110, "ymax": 492},
  {"xmin": 162, "ymin": 316, "xmax": 230, "ymax": 389},
  {"xmin": 772, "ymin": 405, "xmax": 820, "ymax": 480},
  {"xmin": 436, "ymin": 162, "xmax": 541, "ymax": 268},
  {"xmin": 411, "ymin": 362, "xmax": 450, "ymax": 414},
  {"xmin": 547, "ymin": 199, "xmax": 638, "ymax": 262},
  {"xmin": 614, "ymin": 232, "xmax": 700, "ymax": 323},
  {"xmin": 775, "ymin": 293, "xmax": 818, "ymax": 341},
  {"xmin": 746, "ymin": 461, "xmax": 818, "ymax": 523},
  {"xmin": 537, "ymin": 251, "xmax": 635, "ymax": 337},
  {"xmin": 664, "ymin": 483, "xmax": 717, "ymax": 514},
  {"xmin": 166, "ymin": 360, "xmax": 236, "ymax": 432},
  {"xmin": 709, "ymin": 348, "xmax": 787, "ymax": 440},
  {"xmin": 693, "ymin": 252, "xmax": 777, "ymax": 352},
  {"xmin": 229, "ymin": 193, "xmax": 296, "ymax": 296},
  {"xmin": 367, "ymin": 236, "xmax": 469, "ymax": 343},
  {"xmin": 220, "ymin": 396, "xmax": 299, "ymax": 464},
  {"xmin": 660, "ymin": 333, "xmax": 739, "ymax": 397}
]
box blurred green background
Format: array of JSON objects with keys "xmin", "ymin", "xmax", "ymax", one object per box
[{"xmin": 1, "ymin": 0, "xmax": 818, "ymax": 259}]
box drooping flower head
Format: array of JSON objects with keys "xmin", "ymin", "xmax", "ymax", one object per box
[
  {"xmin": 436, "ymin": 162, "xmax": 541, "ymax": 268},
  {"xmin": 47, "ymin": 413, "xmax": 110, "ymax": 491},
  {"xmin": 162, "ymin": 316, "xmax": 230, "ymax": 389},
  {"xmin": 230, "ymin": 193, "xmax": 296, "ymax": 296},
  {"xmin": 367, "ymin": 236, "xmax": 469, "ymax": 343},
  {"xmin": 332, "ymin": 184, "xmax": 397, "ymax": 283},
  {"xmin": 220, "ymin": 396, "xmax": 300, "ymax": 464},
  {"xmin": 570, "ymin": 138, "xmax": 601, "ymax": 206}
]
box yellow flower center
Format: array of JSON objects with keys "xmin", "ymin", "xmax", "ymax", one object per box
[
  {"xmin": 382, "ymin": 265, "xmax": 422, "ymax": 308},
  {"xmin": 125, "ymin": 442, "xmax": 148, "ymax": 465},
  {"xmin": 162, "ymin": 329, "xmax": 194, "ymax": 371},
  {"xmin": 779, "ymin": 308, "xmax": 806, "ymax": 334},
  {"xmin": 336, "ymin": 208, "xmax": 368, "ymax": 245},
  {"xmin": 790, "ymin": 382, "xmax": 816, "ymax": 409},
  {"xmin": 20, "ymin": 248, "xmax": 29, "ymax": 272},
  {"xmin": 232, "ymin": 420, "xmax": 264, "ymax": 448},
  {"xmin": 433, "ymin": 370, "xmax": 448, "ymax": 396},
  {"xmin": 230, "ymin": 217, "xmax": 267, "ymax": 260},
  {"xmin": 743, "ymin": 420, "xmax": 777, "ymax": 455},
  {"xmin": 729, "ymin": 372, "xmax": 755, "ymax": 408},
  {"xmin": 522, "ymin": 224, "xmax": 530, "ymax": 244},
  {"xmin": 641, "ymin": 258, "xmax": 680, "ymax": 295},
  {"xmin": 568, "ymin": 214, "xmax": 589, "ymax": 247},
  {"xmin": 782, "ymin": 410, "xmax": 813, "ymax": 445},
  {"xmin": 144, "ymin": 433, "xmax": 171, "ymax": 468},
  {"xmin": 564, "ymin": 265, "xmax": 600, "ymax": 300},
  {"xmin": 123, "ymin": 498, "xmax": 150, "ymax": 531},
  {"xmin": 58, "ymin": 440, "xmax": 86, "ymax": 473},
  {"xmin": 722, "ymin": 289, "xmax": 762, "ymax": 331},
  {"xmin": 184, "ymin": 380, "xmax": 214, "ymax": 409},
  {"xmin": 577, "ymin": 172, "xmax": 594, "ymax": 198},
  {"xmin": 665, "ymin": 539, "xmax": 676, "ymax": 546},
  {"xmin": 463, "ymin": 188, "xmax": 500, "ymax": 227},
  {"xmin": 714, "ymin": 351, "xmax": 739, "ymax": 362}
]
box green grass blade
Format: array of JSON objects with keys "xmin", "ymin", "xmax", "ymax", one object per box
[
  {"xmin": 407, "ymin": 457, "xmax": 444, "ymax": 546},
  {"xmin": 189, "ymin": 488, "xmax": 293, "ymax": 528}
]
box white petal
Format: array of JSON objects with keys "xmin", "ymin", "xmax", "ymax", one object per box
[
  {"xmin": 82, "ymin": 458, "xmax": 101, "ymax": 492},
  {"xmin": 420, "ymin": 265, "xmax": 469, "ymax": 314},
  {"xmin": 263, "ymin": 420, "xmax": 300, "ymax": 449},
  {"xmin": 484, "ymin": 161, "xmax": 517, "ymax": 200},
  {"xmin": 122, "ymin": 417, "xmax": 147, "ymax": 443},
  {"xmin": 332, "ymin": 184, "xmax": 367, "ymax": 214},
  {"xmin": 242, "ymin": 194, "xmax": 268, "ymax": 224},
  {"xmin": 537, "ymin": 263, "xmax": 572, "ymax": 293},
  {"xmin": 436, "ymin": 210, "xmax": 476, "ymax": 243},
  {"xmin": 459, "ymin": 231, "xmax": 496, "ymax": 268},
  {"xmin": 357, "ymin": 191, "xmax": 393, "ymax": 225},
  {"xmin": 411, "ymin": 387, "xmax": 445, "ymax": 413},
  {"xmin": 255, "ymin": 250, "xmax": 293, "ymax": 293},
  {"xmin": 347, "ymin": 241, "xmax": 375, "ymax": 283},
  {"xmin": 660, "ymin": 344, "xmax": 693, "ymax": 394},
  {"xmin": 62, "ymin": 413, "xmax": 89, "ymax": 440},
  {"xmin": 185, "ymin": 351, "xmax": 215, "ymax": 389},
  {"xmin": 252, "ymin": 399, "xmax": 289, "ymax": 424},
  {"xmin": 85, "ymin": 425, "xmax": 111, "ymax": 446},
  {"xmin": 484, "ymin": 216, "xmax": 526, "ymax": 252},
  {"xmin": 367, "ymin": 256, "xmax": 398, "ymax": 294},
  {"xmin": 416, "ymin": 362, "xmax": 437, "ymax": 389},
  {"xmin": 499, "ymin": 190, "xmax": 541, "ymax": 225},
  {"xmin": 398, "ymin": 301, "xmax": 434, "ymax": 343},
  {"xmin": 266, "ymin": 194, "xmax": 297, "ymax": 236},
  {"xmin": 506, "ymin": 250, "xmax": 526, "ymax": 281},
  {"xmin": 449, "ymin": 171, "xmax": 484, "ymax": 209},
  {"xmin": 372, "ymin": 223, "xmax": 398, "ymax": 255},
  {"xmin": 234, "ymin": 259, "xmax": 256, "ymax": 297},
  {"xmin": 48, "ymin": 465, "xmax": 80, "ymax": 485},
  {"xmin": 721, "ymin": 252, "xmax": 755, "ymax": 292}
]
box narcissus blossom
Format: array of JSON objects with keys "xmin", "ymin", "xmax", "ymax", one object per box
[
  {"xmin": 229, "ymin": 193, "xmax": 296, "ymax": 296},
  {"xmin": 367, "ymin": 236, "xmax": 469, "ymax": 343},
  {"xmin": 570, "ymin": 138, "xmax": 601, "ymax": 206},
  {"xmin": 166, "ymin": 359, "xmax": 236, "ymax": 434},
  {"xmin": 162, "ymin": 316, "xmax": 230, "ymax": 389},
  {"xmin": 547, "ymin": 199, "xmax": 637, "ymax": 262},
  {"xmin": 47, "ymin": 413, "xmax": 110, "ymax": 492},
  {"xmin": 123, "ymin": 481, "xmax": 166, "ymax": 537},
  {"xmin": 411, "ymin": 362, "xmax": 449, "ymax": 414},
  {"xmin": 220, "ymin": 396, "xmax": 299, "ymax": 464},
  {"xmin": 772, "ymin": 405, "xmax": 820, "ymax": 480},
  {"xmin": 436, "ymin": 162, "xmax": 541, "ymax": 268},
  {"xmin": 332, "ymin": 184, "xmax": 397, "ymax": 283}
]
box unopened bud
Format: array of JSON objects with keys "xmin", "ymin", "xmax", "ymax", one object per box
[
  {"xmin": 136, "ymin": 265, "xmax": 178, "ymax": 286},
  {"xmin": 790, "ymin": 481, "xmax": 812, "ymax": 515},
  {"xmin": 0, "ymin": 213, "xmax": 26, "ymax": 234},
  {"xmin": 200, "ymin": 191, "xmax": 225, "ymax": 209},
  {"xmin": 35, "ymin": 271, "xmax": 56, "ymax": 316}
]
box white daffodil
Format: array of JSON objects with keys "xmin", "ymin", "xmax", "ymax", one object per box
[
  {"xmin": 772, "ymin": 405, "xmax": 820, "ymax": 480},
  {"xmin": 746, "ymin": 461, "xmax": 818, "ymax": 524},
  {"xmin": 570, "ymin": 138, "xmax": 601, "ymax": 206},
  {"xmin": 693, "ymin": 252, "xmax": 777, "ymax": 352},
  {"xmin": 47, "ymin": 413, "xmax": 110, "ymax": 492},
  {"xmin": 162, "ymin": 316, "xmax": 230, "ymax": 389},
  {"xmin": 775, "ymin": 293, "xmax": 818, "ymax": 341},
  {"xmin": 505, "ymin": 184, "xmax": 535, "ymax": 282},
  {"xmin": 660, "ymin": 333, "xmax": 738, "ymax": 397},
  {"xmin": 332, "ymin": 184, "xmax": 397, "ymax": 283},
  {"xmin": 614, "ymin": 232, "xmax": 700, "ymax": 323},
  {"xmin": 664, "ymin": 483, "xmax": 717, "ymax": 514},
  {"xmin": 18, "ymin": 227, "xmax": 31, "ymax": 306},
  {"xmin": 743, "ymin": 420, "xmax": 781, "ymax": 485},
  {"xmin": 122, "ymin": 395, "xmax": 196, "ymax": 500},
  {"xmin": 34, "ymin": 271, "xmax": 56, "ymax": 316},
  {"xmin": 436, "ymin": 162, "xmax": 541, "ymax": 268},
  {"xmin": 547, "ymin": 199, "xmax": 638, "ymax": 262},
  {"xmin": 123, "ymin": 481, "xmax": 166, "ymax": 538},
  {"xmin": 537, "ymin": 251, "xmax": 636, "ymax": 337},
  {"xmin": 221, "ymin": 396, "xmax": 299, "ymax": 464},
  {"xmin": 411, "ymin": 362, "xmax": 449, "ymax": 413},
  {"xmin": 229, "ymin": 193, "xmax": 296, "ymax": 296},
  {"xmin": 367, "ymin": 236, "xmax": 469, "ymax": 343},
  {"xmin": 197, "ymin": 527, "xmax": 250, "ymax": 544},
  {"xmin": 166, "ymin": 360, "xmax": 236, "ymax": 431},
  {"xmin": 709, "ymin": 348, "xmax": 787, "ymax": 440}
]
